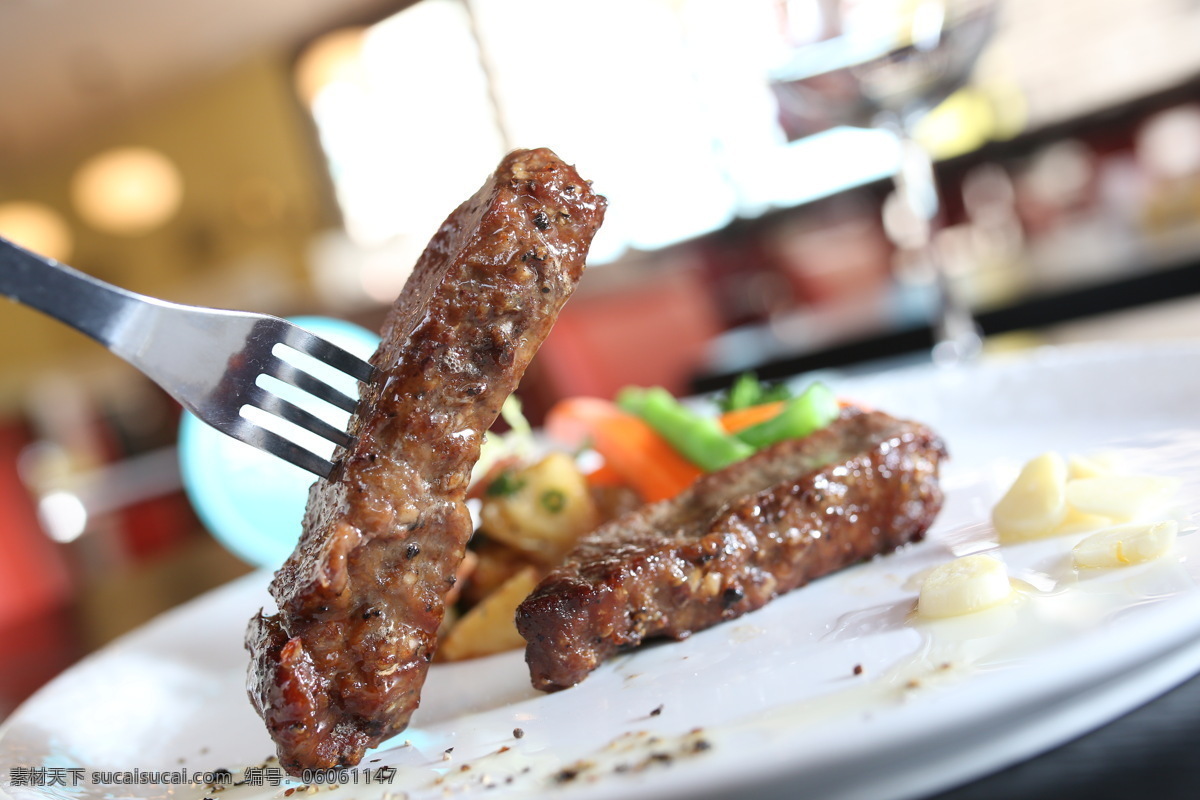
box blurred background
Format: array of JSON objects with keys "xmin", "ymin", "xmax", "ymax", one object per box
[{"xmin": 5, "ymin": 0, "xmax": 1200, "ymax": 715}]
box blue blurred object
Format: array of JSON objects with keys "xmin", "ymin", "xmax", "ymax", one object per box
[{"xmin": 178, "ymin": 316, "xmax": 379, "ymax": 568}]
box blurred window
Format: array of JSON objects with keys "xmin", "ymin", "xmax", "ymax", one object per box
[
  {"xmin": 297, "ymin": 0, "xmax": 902, "ymax": 265},
  {"xmin": 299, "ymin": 0, "xmax": 1200, "ymax": 269}
]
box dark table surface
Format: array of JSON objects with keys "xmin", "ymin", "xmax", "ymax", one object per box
[{"xmin": 929, "ymin": 664, "xmax": 1200, "ymax": 800}]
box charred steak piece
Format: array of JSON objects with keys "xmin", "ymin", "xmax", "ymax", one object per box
[
  {"xmin": 516, "ymin": 410, "xmax": 947, "ymax": 692},
  {"xmin": 246, "ymin": 148, "xmax": 605, "ymax": 773}
]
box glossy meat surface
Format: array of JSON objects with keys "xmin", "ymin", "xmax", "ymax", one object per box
[
  {"xmin": 246, "ymin": 148, "xmax": 605, "ymax": 772},
  {"xmin": 516, "ymin": 411, "xmax": 947, "ymax": 692}
]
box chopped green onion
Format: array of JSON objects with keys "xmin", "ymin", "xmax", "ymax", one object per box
[
  {"xmin": 540, "ymin": 489, "xmax": 567, "ymax": 513},
  {"xmin": 485, "ymin": 471, "xmax": 526, "ymax": 497},
  {"xmin": 734, "ymin": 383, "xmax": 839, "ymax": 450},
  {"xmin": 618, "ymin": 386, "xmax": 754, "ymax": 472}
]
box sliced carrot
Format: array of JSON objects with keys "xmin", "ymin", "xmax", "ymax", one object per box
[
  {"xmin": 584, "ymin": 461, "xmax": 626, "ymax": 488},
  {"xmin": 721, "ymin": 396, "xmax": 871, "ymax": 434},
  {"xmin": 467, "ymin": 456, "xmax": 520, "ymax": 500},
  {"xmin": 545, "ymin": 397, "xmax": 701, "ymax": 502},
  {"xmin": 718, "ymin": 400, "xmax": 786, "ymax": 434}
]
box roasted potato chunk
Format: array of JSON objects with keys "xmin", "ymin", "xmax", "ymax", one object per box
[
  {"xmin": 439, "ymin": 567, "xmax": 540, "ymax": 661},
  {"xmin": 461, "ymin": 536, "xmax": 539, "ymax": 607},
  {"xmin": 479, "ymin": 452, "xmax": 598, "ymax": 563}
]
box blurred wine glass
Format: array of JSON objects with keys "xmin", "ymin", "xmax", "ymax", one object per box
[{"xmin": 772, "ymin": 0, "xmax": 999, "ymax": 365}]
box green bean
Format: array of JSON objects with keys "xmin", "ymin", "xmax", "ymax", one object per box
[
  {"xmin": 617, "ymin": 386, "xmax": 754, "ymax": 472},
  {"xmin": 734, "ymin": 383, "xmax": 839, "ymax": 450}
]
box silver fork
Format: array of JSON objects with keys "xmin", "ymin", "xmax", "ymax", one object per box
[{"xmin": 0, "ymin": 236, "xmax": 374, "ymax": 479}]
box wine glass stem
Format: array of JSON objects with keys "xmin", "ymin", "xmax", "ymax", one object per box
[{"xmin": 890, "ymin": 126, "xmax": 983, "ymax": 366}]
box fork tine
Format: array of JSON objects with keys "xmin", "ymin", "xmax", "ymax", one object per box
[
  {"xmin": 246, "ymin": 387, "xmax": 355, "ymax": 450},
  {"xmin": 281, "ymin": 324, "xmax": 375, "ymax": 383},
  {"xmin": 266, "ymin": 358, "xmax": 360, "ymax": 413},
  {"xmin": 224, "ymin": 416, "xmax": 335, "ymax": 479}
]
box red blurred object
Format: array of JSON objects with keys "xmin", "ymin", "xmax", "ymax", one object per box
[
  {"xmin": 0, "ymin": 607, "xmax": 78, "ymax": 718},
  {"xmin": 0, "ymin": 424, "xmax": 73, "ymax": 629},
  {"xmin": 765, "ymin": 210, "xmax": 893, "ymax": 306},
  {"xmin": 0, "ymin": 422, "xmax": 78, "ymax": 714},
  {"xmin": 118, "ymin": 493, "xmax": 197, "ymax": 561}
]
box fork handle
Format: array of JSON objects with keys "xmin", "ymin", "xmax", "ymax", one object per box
[{"xmin": 0, "ymin": 236, "xmax": 142, "ymax": 348}]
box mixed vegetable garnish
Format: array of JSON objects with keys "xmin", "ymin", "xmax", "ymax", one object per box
[
  {"xmin": 548, "ymin": 374, "xmax": 840, "ymax": 501},
  {"xmin": 441, "ymin": 374, "xmax": 843, "ymax": 660}
]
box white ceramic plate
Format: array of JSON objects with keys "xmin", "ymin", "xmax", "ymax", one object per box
[{"xmin": 4, "ymin": 342, "xmax": 1200, "ymax": 800}]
